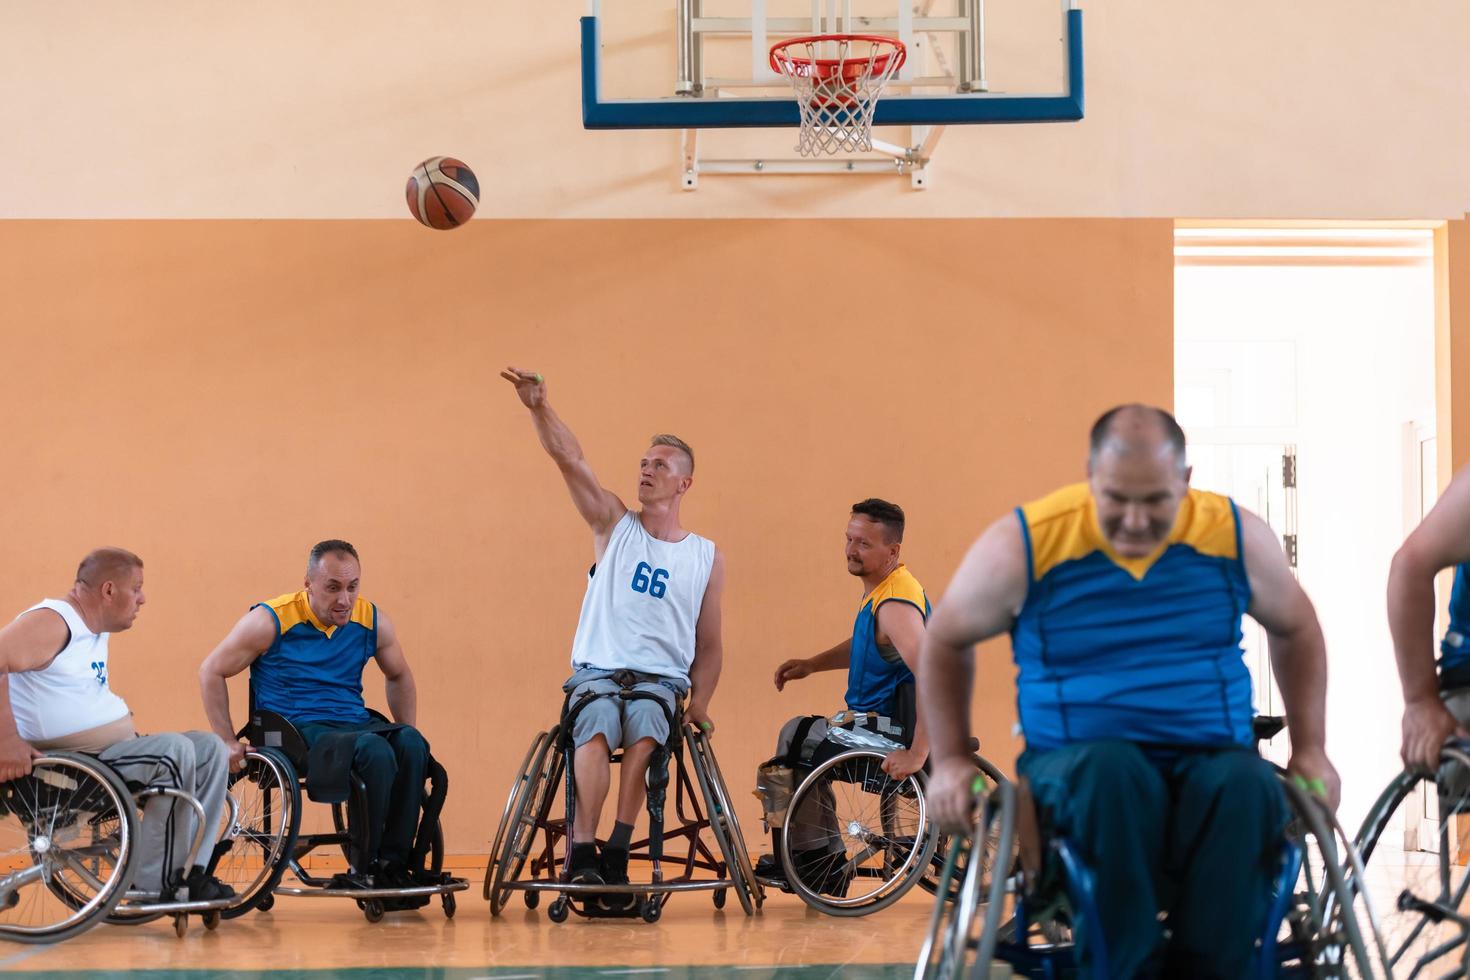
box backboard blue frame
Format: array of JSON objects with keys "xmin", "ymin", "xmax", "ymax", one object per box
[{"xmin": 581, "ymin": 8, "xmax": 1082, "ymax": 130}]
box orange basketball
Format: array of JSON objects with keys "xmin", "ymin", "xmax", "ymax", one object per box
[{"xmin": 405, "ymin": 157, "xmax": 479, "ymax": 230}]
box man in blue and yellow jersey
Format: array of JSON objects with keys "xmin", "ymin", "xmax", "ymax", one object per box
[
  {"xmin": 1387, "ymin": 463, "xmax": 1470, "ymax": 771},
  {"xmin": 921, "ymin": 405, "xmax": 1337, "ymax": 979},
  {"xmin": 199, "ymin": 539, "xmax": 429, "ymax": 888},
  {"xmin": 753, "ymin": 498, "xmax": 931, "ymax": 888}
]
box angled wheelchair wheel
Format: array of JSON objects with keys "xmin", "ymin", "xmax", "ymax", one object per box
[
  {"xmin": 1354, "ymin": 744, "xmax": 1470, "ymax": 979},
  {"xmin": 217, "ymin": 748, "xmax": 300, "ymax": 919},
  {"xmin": 488, "ymin": 727, "xmax": 559, "ymax": 916},
  {"xmin": 0, "ymin": 753, "xmax": 139, "ymax": 944},
  {"xmin": 687, "ymin": 727, "xmax": 761, "ymax": 914},
  {"xmin": 780, "ymin": 748, "xmax": 937, "ymax": 916},
  {"xmin": 919, "ymin": 754, "xmax": 1008, "ymax": 904},
  {"xmin": 485, "ymin": 731, "xmax": 548, "ymax": 901},
  {"xmin": 915, "ymin": 778, "xmax": 1018, "ymax": 980},
  {"xmin": 1281, "ymin": 778, "xmax": 1391, "ymax": 979}
]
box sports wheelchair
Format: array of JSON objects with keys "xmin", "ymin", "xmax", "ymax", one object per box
[
  {"xmin": 239, "ymin": 707, "xmax": 468, "ymax": 923},
  {"xmin": 917, "ymin": 717, "xmax": 1392, "ymax": 979},
  {"xmin": 756, "ymin": 684, "xmax": 1007, "ymax": 917},
  {"xmin": 485, "ymin": 677, "xmax": 762, "ymax": 923},
  {"xmin": 0, "ymin": 747, "xmax": 290, "ymax": 942},
  {"xmin": 1352, "ymin": 734, "xmax": 1470, "ymax": 977}
]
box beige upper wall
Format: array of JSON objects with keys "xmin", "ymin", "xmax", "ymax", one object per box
[{"xmin": 2, "ymin": 1, "xmax": 1469, "ymax": 219}]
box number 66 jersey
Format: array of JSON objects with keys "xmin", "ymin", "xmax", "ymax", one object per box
[{"xmin": 569, "ymin": 510, "xmax": 717, "ymax": 683}]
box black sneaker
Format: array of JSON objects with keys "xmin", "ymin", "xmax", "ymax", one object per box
[
  {"xmin": 328, "ymin": 871, "xmax": 373, "ymax": 891},
  {"xmin": 597, "ymin": 846, "xmax": 635, "ymax": 910},
  {"xmin": 792, "ymin": 847, "xmax": 851, "ymax": 898},
  {"xmin": 568, "ymin": 843, "xmax": 603, "ymax": 886},
  {"xmin": 184, "ymin": 868, "xmax": 237, "ymax": 902},
  {"xmin": 753, "ymin": 853, "xmax": 790, "ymax": 889}
]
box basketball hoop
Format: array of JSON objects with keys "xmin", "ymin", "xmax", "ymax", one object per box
[{"xmin": 769, "ymin": 34, "xmax": 906, "ymax": 157}]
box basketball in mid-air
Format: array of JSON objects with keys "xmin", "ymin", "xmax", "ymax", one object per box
[{"xmin": 405, "ymin": 157, "xmax": 479, "ymax": 230}]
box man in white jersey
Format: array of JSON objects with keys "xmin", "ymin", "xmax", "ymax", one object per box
[
  {"xmin": 503, "ymin": 366, "xmax": 726, "ymax": 895},
  {"xmin": 0, "ymin": 549, "xmax": 234, "ymax": 901}
]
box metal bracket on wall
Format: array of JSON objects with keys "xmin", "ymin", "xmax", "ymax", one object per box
[{"xmin": 679, "ymin": 125, "xmax": 944, "ymax": 190}]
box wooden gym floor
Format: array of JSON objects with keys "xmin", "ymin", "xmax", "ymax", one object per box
[{"xmin": 0, "ymin": 866, "xmax": 935, "ymax": 978}]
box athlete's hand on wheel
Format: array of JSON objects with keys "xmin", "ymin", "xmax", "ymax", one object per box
[
  {"xmin": 881, "ymin": 746, "xmax": 928, "ymax": 781},
  {"xmin": 928, "ymin": 757, "xmax": 985, "ymax": 834},
  {"xmin": 0, "ymin": 733, "xmax": 40, "ymax": 783},
  {"xmin": 224, "ymin": 738, "xmax": 249, "ymax": 773},
  {"xmin": 685, "ymin": 702, "xmax": 716, "ymax": 737},
  {"xmin": 500, "ymin": 366, "xmax": 547, "ymax": 409},
  {"xmin": 1401, "ymin": 697, "xmax": 1467, "ymax": 774},
  {"xmin": 773, "ymin": 659, "xmax": 812, "ymax": 691},
  {"xmin": 1287, "ymin": 746, "xmax": 1342, "ymax": 813}
]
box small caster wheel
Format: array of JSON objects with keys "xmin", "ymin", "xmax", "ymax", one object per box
[
  {"xmin": 547, "ymin": 898, "xmax": 569, "ymax": 923},
  {"xmin": 256, "ymin": 893, "xmax": 275, "ymax": 913},
  {"xmin": 174, "ymin": 914, "xmax": 188, "ymax": 938},
  {"xmin": 202, "ymin": 910, "xmax": 221, "ymax": 931},
  {"xmin": 713, "ymin": 889, "xmax": 727, "ymax": 909},
  {"xmin": 640, "ymin": 899, "xmax": 662, "ymax": 923},
  {"xmin": 363, "ymin": 899, "xmax": 385, "ymax": 923},
  {"xmin": 524, "ymin": 890, "xmax": 540, "ymax": 910},
  {"xmin": 442, "ymin": 892, "xmax": 456, "ymax": 919}
]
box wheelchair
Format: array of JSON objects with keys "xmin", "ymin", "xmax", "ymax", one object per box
[
  {"xmin": 916, "ymin": 717, "xmax": 1392, "ymax": 979},
  {"xmin": 485, "ymin": 679, "xmax": 763, "ymax": 923},
  {"xmin": 1352, "ymin": 734, "xmax": 1470, "ymax": 977},
  {"xmin": 0, "ymin": 748, "xmax": 288, "ymax": 943},
  {"xmin": 239, "ymin": 706, "xmax": 469, "ymax": 923},
  {"xmin": 757, "ymin": 680, "xmax": 1008, "ymax": 917}
]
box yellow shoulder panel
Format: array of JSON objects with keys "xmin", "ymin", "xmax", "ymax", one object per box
[
  {"xmin": 1168, "ymin": 489, "xmax": 1239, "ymax": 560},
  {"xmin": 870, "ymin": 566, "xmax": 927, "ymax": 611},
  {"xmin": 1021, "ymin": 483, "xmax": 1103, "ymax": 582},
  {"xmin": 350, "ymin": 597, "xmax": 376, "ymax": 630},
  {"xmin": 263, "ymin": 591, "xmax": 309, "ymax": 635}
]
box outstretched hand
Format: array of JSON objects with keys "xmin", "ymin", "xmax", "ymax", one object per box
[
  {"xmin": 500, "ymin": 366, "xmax": 546, "ymax": 409},
  {"xmin": 774, "ymin": 659, "xmax": 812, "ymax": 691}
]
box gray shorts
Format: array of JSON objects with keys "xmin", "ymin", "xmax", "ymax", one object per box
[{"xmin": 563, "ymin": 667, "xmax": 688, "ymax": 750}]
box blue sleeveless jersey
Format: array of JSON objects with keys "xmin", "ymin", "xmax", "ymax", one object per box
[
  {"xmin": 1011, "ymin": 483, "xmax": 1254, "ymax": 751},
  {"xmin": 251, "ymin": 591, "xmax": 376, "ymax": 725},
  {"xmin": 844, "ymin": 564, "xmax": 929, "ymax": 715},
  {"xmin": 1440, "ymin": 565, "xmax": 1470, "ymax": 680}
]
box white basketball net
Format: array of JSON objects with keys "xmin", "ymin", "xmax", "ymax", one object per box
[{"xmin": 771, "ymin": 36, "xmax": 905, "ymax": 156}]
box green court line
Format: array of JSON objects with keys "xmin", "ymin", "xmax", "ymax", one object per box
[{"xmin": 0, "ymin": 966, "xmax": 916, "ymax": 980}]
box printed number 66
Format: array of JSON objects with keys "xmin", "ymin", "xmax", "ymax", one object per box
[{"xmin": 631, "ymin": 562, "xmax": 668, "ymax": 599}]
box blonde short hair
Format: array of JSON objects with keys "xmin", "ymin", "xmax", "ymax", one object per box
[{"xmin": 650, "ymin": 433, "xmax": 695, "ymax": 474}]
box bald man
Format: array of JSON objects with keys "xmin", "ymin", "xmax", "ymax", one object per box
[
  {"xmin": 920, "ymin": 405, "xmax": 1337, "ymax": 979},
  {"xmin": 0, "ymin": 549, "xmax": 234, "ymax": 901}
]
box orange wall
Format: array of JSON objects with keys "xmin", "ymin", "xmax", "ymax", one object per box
[{"xmin": 0, "ymin": 218, "xmax": 1173, "ymax": 851}]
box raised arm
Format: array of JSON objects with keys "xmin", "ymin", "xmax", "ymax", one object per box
[
  {"xmin": 1240, "ymin": 508, "xmax": 1340, "ymax": 809},
  {"xmin": 876, "ymin": 600, "xmax": 930, "ymax": 779},
  {"xmin": 920, "ymin": 513, "xmax": 1030, "ymax": 831},
  {"xmin": 373, "ymin": 610, "xmax": 417, "ymax": 728},
  {"xmin": 198, "ymin": 605, "xmax": 277, "ymax": 771},
  {"xmin": 1389, "ymin": 464, "xmax": 1470, "ymax": 771},
  {"xmin": 684, "ymin": 550, "xmax": 726, "ymax": 734},
  {"xmin": 501, "ymin": 367, "xmax": 627, "ymax": 542},
  {"xmin": 0, "ymin": 609, "xmax": 71, "ymax": 780}
]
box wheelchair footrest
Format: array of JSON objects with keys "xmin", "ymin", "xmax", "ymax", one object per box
[{"xmin": 274, "ymin": 879, "xmax": 468, "ymax": 899}]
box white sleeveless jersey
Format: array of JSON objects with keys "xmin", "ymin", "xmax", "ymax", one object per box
[
  {"xmin": 569, "ymin": 510, "xmax": 717, "ymax": 682},
  {"xmin": 8, "ymin": 600, "xmax": 131, "ymax": 742}
]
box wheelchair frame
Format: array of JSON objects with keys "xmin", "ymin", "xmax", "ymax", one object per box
[
  {"xmin": 916, "ymin": 742, "xmax": 1391, "ymax": 979},
  {"xmin": 485, "ymin": 683, "xmax": 763, "ymax": 923},
  {"xmin": 240, "ymin": 706, "xmax": 469, "ymax": 924},
  {"xmin": 0, "ymin": 747, "xmax": 287, "ymax": 943},
  {"xmin": 1352, "ymin": 739, "xmax": 1470, "ymax": 978},
  {"xmin": 760, "ymin": 705, "xmax": 1006, "ymax": 917}
]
